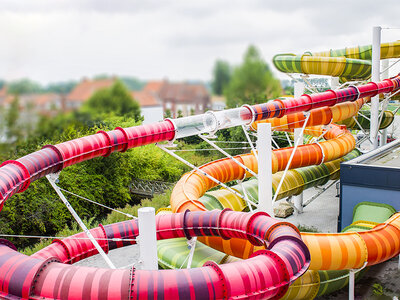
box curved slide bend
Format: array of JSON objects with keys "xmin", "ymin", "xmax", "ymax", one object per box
[
  {"xmin": 166, "ymin": 99, "xmax": 399, "ymax": 298},
  {"xmin": 0, "ymin": 74, "xmax": 399, "ymax": 298},
  {"xmin": 0, "ymin": 210, "xmax": 309, "ymax": 299},
  {"xmin": 273, "ymin": 41, "xmax": 400, "ymax": 81}
]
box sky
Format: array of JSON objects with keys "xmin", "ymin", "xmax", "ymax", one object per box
[{"xmin": 1, "ymin": 0, "xmax": 400, "ymax": 84}]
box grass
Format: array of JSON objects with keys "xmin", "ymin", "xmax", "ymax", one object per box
[{"xmin": 297, "ymin": 224, "xmax": 319, "ymax": 233}]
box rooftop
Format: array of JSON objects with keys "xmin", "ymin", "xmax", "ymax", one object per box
[
  {"xmin": 131, "ymin": 91, "xmax": 160, "ymax": 107},
  {"xmin": 67, "ymin": 78, "xmax": 116, "ymax": 102}
]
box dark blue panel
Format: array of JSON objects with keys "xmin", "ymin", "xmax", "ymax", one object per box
[{"xmin": 340, "ymin": 163, "xmax": 400, "ymax": 191}]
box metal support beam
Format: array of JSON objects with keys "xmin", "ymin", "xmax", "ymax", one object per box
[
  {"xmin": 371, "ymin": 26, "xmax": 381, "ymax": 149},
  {"xmin": 157, "ymin": 144, "xmax": 257, "ymax": 207},
  {"xmin": 293, "ymin": 81, "xmax": 305, "ymax": 213},
  {"xmin": 257, "ymin": 123, "xmax": 273, "ymax": 215},
  {"xmin": 242, "ymin": 125, "xmax": 258, "ymax": 160},
  {"xmin": 349, "ymin": 269, "xmax": 355, "ymax": 300},
  {"xmin": 303, "ymin": 180, "xmax": 338, "ymax": 207},
  {"xmin": 331, "ymin": 77, "xmax": 340, "ymax": 90},
  {"xmin": 380, "ymin": 59, "xmax": 390, "ymax": 146},
  {"xmin": 273, "ymin": 113, "xmax": 311, "ymax": 203},
  {"xmin": 138, "ymin": 207, "xmax": 158, "ymax": 270},
  {"xmin": 186, "ymin": 237, "xmax": 197, "ymax": 269},
  {"xmin": 199, "ymin": 135, "xmax": 258, "ymax": 178},
  {"xmin": 46, "ymin": 174, "xmax": 116, "ymax": 269},
  {"xmin": 348, "ymin": 262, "xmax": 368, "ymax": 300}
]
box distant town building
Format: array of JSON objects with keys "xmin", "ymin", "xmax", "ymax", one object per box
[
  {"xmin": 0, "ymin": 91, "xmax": 62, "ymax": 117},
  {"xmin": 0, "ymin": 85, "xmax": 7, "ymax": 106},
  {"xmin": 66, "ymin": 78, "xmax": 116, "ymax": 111},
  {"xmin": 210, "ymin": 95, "xmax": 226, "ymax": 111},
  {"xmin": 143, "ymin": 80, "xmax": 210, "ymax": 118},
  {"xmin": 131, "ymin": 91, "xmax": 163, "ymax": 124}
]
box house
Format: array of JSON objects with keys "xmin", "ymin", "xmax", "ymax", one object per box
[
  {"xmin": 66, "ymin": 78, "xmax": 116, "ymax": 111},
  {"xmin": 131, "ymin": 91, "xmax": 163, "ymax": 124},
  {"xmin": 30, "ymin": 93, "xmax": 63, "ymax": 116},
  {"xmin": 210, "ymin": 95, "xmax": 226, "ymax": 111},
  {"xmin": 2, "ymin": 93, "xmax": 62, "ymax": 117},
  {"xmin": 143, "ymin": 80, "xmax": 210, "ymax": 118},
  {"xmin": 0, "ymin": 85, "xmax": 9, "ymax": 108}
]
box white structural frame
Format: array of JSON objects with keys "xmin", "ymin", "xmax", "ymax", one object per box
[
  {"xmin": 371, "ymin": 26, "xmax": 381, "ymax": 149},
  {"xmin": 138, "ymin": 207, "xmax": 158, "ymax": 270},
  {"xmin": 46, "ymin": 174, "xmax": 116, "ymax": 269},
  {"xmin": 380, "ymin": 59, "xmax": 390, "ymax": 146},
  {"xmin": 349, "ymin": 262, "xmax": 368, "ymax": 300},
  {"xmin": 257, "ymin": 122, "xmax": 273, "ymax": 215},
  {"xmin": 293, "ymin": 81, "xmax": 305, "ymax": 213},
  {"xmin": 186, "ymin": 237, "xmax": 197, "ymax": 269},
  {"xmin": 242, "ymin": 125, "xmax": 258, "ymax": 159},
  {"xmin": 198, "ymin": 134, "xmax": 258, "ymax": 178},
  {"xmin": 272, "ymin": 113, "xmax": 311, "ymax": 204},
  {"xmin": 157, "ymin": 144, "xmax": 258, "ymax": 208}
]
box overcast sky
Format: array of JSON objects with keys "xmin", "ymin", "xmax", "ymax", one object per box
[{"xmin": 1, "ymin": 0, "xmax": 400, "ymax": 84}]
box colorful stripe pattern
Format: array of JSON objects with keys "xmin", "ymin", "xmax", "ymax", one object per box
[
  {"xmin": 171, "ymin": 123, "xmax": 355, "ymax": 213},
  {"xmin": 0, "ymin": 73, "xmax": 399, "ymax": 298},
  {"xmin": 338, "ymin": 110, "xmax": 394, "ymax": 130},
  {"xmin": 2, "ymin": 210, "xmax": 310, "ymax": 299},
  {"xmin": 273, "ymin": 41, "xmax": 400, "ymax": 80}
]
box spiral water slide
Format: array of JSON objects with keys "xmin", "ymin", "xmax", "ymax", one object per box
[
  {"xmin": 161, "ymin": 42, "xmax": 400, "ymax": 299},
  {"xmin": 273, "ymin": 41, "xmax": 400, "ymax": 81},
  {"xmin": 0, "ymin": 55, "xmax": 400, "ymax": 299}
]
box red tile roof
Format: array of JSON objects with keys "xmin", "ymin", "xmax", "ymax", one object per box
[
  {"xmin": 0, "ymin": 85, "xmax": 7, "ymax": 98},
  {"xmin": 143, "ymin": 80, "xmax": 166, "ymax": 94},
  {"xmin": 131, "ymin": 91, "xmax": 160, "ymax": 107},
  {"xmin": 2, "ymin": 95, "xmax": 15, "ymax": 106},
  {"xmin": 33, "ymin": 93, "xmax": 60, "ymax": 106},
  {"xmin": 159, "ymin": 83, "xmax": 209, "ymax": 103},
  {"xmin": 67, "ymin": 78, "xmax": 116, "ymax": 102}
]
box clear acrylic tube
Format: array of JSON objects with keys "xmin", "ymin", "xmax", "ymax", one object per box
[{"xmin": 172, "ymin": 106, "xmax": 253, "ymax": 139}]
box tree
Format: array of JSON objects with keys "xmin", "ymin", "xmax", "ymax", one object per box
[
  {"xmin": 212, "ymin": 60, "xmax": 231, "ymax": 95},
  {"xmin": 225, "ymin": 45, "xmax": 282, "ymax": 108},
  {"xmin": 45, "ymin": 81, "xmax": 77, "ymax": 94},
  {"xmin": 83, "ymin": 81, "xmax": 142, "ymax": 121},
  {"xmin": 164, "ymin": 109, "xmax": 172, "ymax": 119},
  {"xmin": 120, "ymin": 76, "xmax": 145, "ymax": 91},
  {"xmin": 5, "ymin": 97, "xmax": 22, "ymax": 141},
  {"xmin": 8, "ymin": 79, "xmax": 42, "ymax": 95}
]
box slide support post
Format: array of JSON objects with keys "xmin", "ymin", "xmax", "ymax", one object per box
[
  {"xmin": 138, "ymin": 207, "xmax": 158, "ymax": 270},
  {"xmin": 371, "ymin": 26, "xmax": 381, "ymax": 149},
  {"xmin": 380, "ymin": 59, "xmax": 390, "ymax": 146},
  {"xmin": 293, "ymin": 81, "xmax": 305, "ymax": 213},
  {"xmin": 348, "ymin": 269, "xmax": 355, "ymax": 300},
  {"xmin": 257, "ymin": 122, "xmax": 273, "ymax": 215}
]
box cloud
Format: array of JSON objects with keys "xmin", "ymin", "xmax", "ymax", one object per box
[{"xmin": 0, "ymin": 1, "xmax": 399, "ymax": 83}]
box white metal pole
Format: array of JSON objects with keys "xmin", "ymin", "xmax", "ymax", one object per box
[
  {"xmin": 272, "ymin": 113, "xmax": 310, "ymax": 203},
  {"xmin": 138, "ymin": 207, "xmax": 158, "ymax": 270},
  {"xmin": 257, "ymin": 122, "xmax": 273, "ymax": 215},
  {"xmin": 349, "ymin": 269, "xmax": 355, "ymax": 300},
  {"xmin": 293, "ymin": 82, "xmax": 305, "ymax": 213},
  {"xmin": 371, "ymin": 26, "xmax": 381, "ymax": 149},
  {"xmin": 331, "ymin": 77, "xmax": 340, "ymax": 90},
  {"xmin": 46, "ymin": 175, "xmax": 116, "ymax": 269},
  {"xmin": 198, "ymin": 135, "xmax": 258, "ymax": 177},
  {"xmin": 186, "ymin": 237, "xmax": 197, "ymax": 268},
  {"xmin": 380, "ymin": 59, "xmax": 390, "ymax": 146}
]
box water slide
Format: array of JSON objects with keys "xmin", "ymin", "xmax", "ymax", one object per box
[
  {"xmin": 273, "ymin": 41, "xmax": 400, "ymax": 81},
  {"xmin": 0, "ymin": 43, "xmax": 400, "ymax": 299},
  {"xmin": 159, "ymin": 42, "xmax": 400, "ymax": 298}
]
